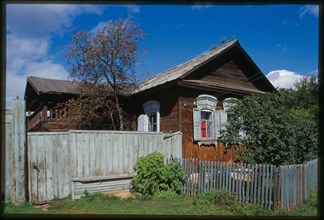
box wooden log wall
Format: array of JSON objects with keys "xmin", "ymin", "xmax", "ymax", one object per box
[{"xmin": 178, "ymin": 96, "xmax": 242, "ymax": 162}]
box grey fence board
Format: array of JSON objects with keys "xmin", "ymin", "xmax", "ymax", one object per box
[
  {"xmin": 180, "ymin": 158, "xmax": 317, "ymax": 211},
  {"xmin": 28, "ymin": 132, "xmax": 70, "ymax": 204},
  {"xmin": 4, "ymin": 100, "xmax": 27, "ymax": 204},
  {"xmin": 268, "ymin": 165, "xmax": 273, "ymax": 210},
  {"xmin": 5, "ymin": 109, "xmax": 13, "ymax": 202},
  {"xmin": 275, "ymin": 159, "xmax": 318, "ymax": 211},
  {"xmin": 26, "ymin": 130, "xmax": 182, "ymax": 204}
]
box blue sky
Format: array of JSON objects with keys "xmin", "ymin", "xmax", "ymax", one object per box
[{"xmin": 5, "ymin": 3, "xmax": 319, "ymax": 107}]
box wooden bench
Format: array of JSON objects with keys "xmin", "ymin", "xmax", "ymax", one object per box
[{"xmin": 71, "ymin": 174, "xmax": 135, "ymax": 200}]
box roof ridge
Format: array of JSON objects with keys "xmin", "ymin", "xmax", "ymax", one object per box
[
  {"xmin": 28, "ymin": 75, "xmax": 75, "ymax": 82},
  {"xmin": 132, "ymin": 39, "xmax": 238, "ymax": 94}
]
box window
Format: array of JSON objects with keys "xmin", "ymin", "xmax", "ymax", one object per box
[
  {"xmin": 222, "ymin": 97, "xmax": 245, "ymax": 138},
  {"xmin": 193, "ymin": 95, "xmax": 217, "ymax": 141},
  {"xmin": 200, "ymin": 111, "xmax": 213, "ymax": 138},
  {"xmin": 137, "ymin": 100, "xmax": 160, "ymax": 132},
  {"xmin": 222, "ymin": 98, "xmax": 237, "ymax": 125},
  {"xmin": 193, "ymin": 95, "xmax": 228, "ymax": 142},
  {"xmin": 148, "ymin": 113, "xmax": 157, "ymax": 132}
]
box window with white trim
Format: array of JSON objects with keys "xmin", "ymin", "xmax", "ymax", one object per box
[
  {"xmin": 193, "ymin": 95, "xmax": 217, "ymax": 141},
  {"xmin": 193, "ymin": 95, "xmax": 230, "ymax": 142},
  {"xmin": 200, "ymin": 110, "xmax": 213, "ymax": 138},
  {"xmin": 222, "ymin": 98, "xmax": 237, "ymax": 123},
  {"xmin": 222, "ymin": 97, "xmax": 245, "ymax": 138},
  {"xmin": 137, "ymin": 100, "xmax": 160, "ymax": 132}
]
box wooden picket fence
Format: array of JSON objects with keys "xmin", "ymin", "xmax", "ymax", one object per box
[
  {"xmin": 274, "ymin": 159, "xmax": 318, "ymax": 211},
  {"xmin": 175, "ymin": 158, "xmax": 318, "ymax": 211}
]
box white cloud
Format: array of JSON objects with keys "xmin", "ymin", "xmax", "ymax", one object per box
[
  {"xmin": 25, "ymin": 61, "xmax": 68, "ymax": 79},
  {"xmin": 6, "ymin": 73, "xmax": 27, "ymax": 102},
  {"xmin": 6, "ymin": 4, "xmax": 103, "ymax": 37},
  {"xmin": 6, "ymin": 31, "xmax": 69, "ymax": 108},
  {"xmin": 7, "ymin": 35, "xmax": 49, "ymax": 62},
  {"xmin": 299, "ymin": 5, "xmax": 319, "ymax": 18},
  {"xmin": 266, "ymin": 70, "xmax": 305, "ymax": 89},
  {"xmin": 6, "ymin": 60, "xmax": 69, "ymax": 107},
  {"xmin": 5, "ymin": 4, "xmax": 105, "ymax": 107},
  {"xmin": 6, "ymin": 35, "xmax": 53, "ymax": 85},
  {"xmin": 6, "ymin": 35, "xmax": 68, "ymax": 106}
]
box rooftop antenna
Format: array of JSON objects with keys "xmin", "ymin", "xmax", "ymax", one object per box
[{"xmin": 220, "ymin": 36, "xmax": 226, "ymax": 45}]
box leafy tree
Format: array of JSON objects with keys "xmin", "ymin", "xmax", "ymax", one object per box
[
  {"xmin": 64, "ymin": 18, "xmax": 144, "ymax": 130},
  {"xmin": 278, "ymin": 75, "xmax": 318, "ymax": 116},
  {"xmin": 219, "ymin": 76, "xmax": 318, "ymax": 165},
  {"xmin": 63, "ymin": 82, "xmax": 119, "ymax": 130}
]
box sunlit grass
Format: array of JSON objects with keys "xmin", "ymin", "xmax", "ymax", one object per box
[{"xmin": 3, "ymin": 190, "xmax": 317, "ymax": 217}]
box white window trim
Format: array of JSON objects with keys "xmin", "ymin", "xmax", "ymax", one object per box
[
  {"xmin": 222, "ymin": 97, "xmax": 246, "ymax": 138},
  {"xmin": 141, "ymin": 100, "xmax": 160, "ymax": 132},
  {"xmin": 137, "ymin": 114, "xmax": 148, "ymax": 132},
  {"xmin": 200, "ymin": 110, "xmax": 214, "ymax": 139},
  {"xmin": 222, "ymin": 97, "xmax": 237, "ymax": 112},
  {"xmin": 193, "ymin": 95, "xmax": 218, "ymax": 142}
]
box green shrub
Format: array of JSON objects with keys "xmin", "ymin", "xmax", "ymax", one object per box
[
  {"xmin": 154, "ymin": 189, "xmax": 179, "ymax": 199},
  {"xmin": 130, "ymin": 152, "xmax": 186, "ymax": 195},
  {"xmin": 165, "ymin": 160, "xmax": 186, "ymax": 193}
]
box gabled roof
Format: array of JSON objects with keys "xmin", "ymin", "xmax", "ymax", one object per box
[
  {"xmin": 25, "ymin": 76, "xmax": 79, "ymax": 96},
  {"xmin": 132, "ymin": 39, "xmax": 238, "ymax": 94},
  {"xmin": 132, "ymin": 39, "xmax": 276, "ymax": 95}
]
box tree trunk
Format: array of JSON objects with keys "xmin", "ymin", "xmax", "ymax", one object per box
[{"xmin": 114, "ymin": 93, "xmax": 124, "ymax": 131}]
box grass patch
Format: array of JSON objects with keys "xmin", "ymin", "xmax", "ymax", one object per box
[
  {"xmin": 275, "ymin": 191, "xmax": 318, "ymax": 216},
  {"xmin": 2, "ymin": 190, "xmax": 318, "ymax": 217},
  {"xmin": 3, "ymin": 202, "xmax": 63, "ymax": 215}
]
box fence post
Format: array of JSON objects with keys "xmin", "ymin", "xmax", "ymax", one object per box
[
  {"xmin": 273, "ymin": 166, "xmax": 281, "ymax": 211},
  {"xmin": 6, "ymin": 99, "xmax": 27, "ymax": 204}
]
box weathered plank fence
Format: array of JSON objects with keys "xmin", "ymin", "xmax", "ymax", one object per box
[
  {"xmin": 27, "ymin": 130, "xmax": 182, "ymax": 203},
  {"xmin": 4, "ymin": 99, "xmax": 27, "ymax": 204},
  {"xmin": 274, "ymin": 159, "xmax": 318, "ymax": 211},
  {"xmin": 3, "ymin": 99, "xmax": 318, "ymax": 212},
  {"xmin": 179, "ymin": 158, "xmax": 318, "ymax": 211},
  {"xmin": 4, "ymin": 99, "xmax": 182, "ymax": 204}
]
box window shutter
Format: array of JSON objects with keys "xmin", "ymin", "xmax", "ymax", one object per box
[
  {"xmin": 193, "ymin": 109, "xmax": 201, "ymax": 141},
  {"xmin": 219, "ymin": 110, "xmax": 228, "ymax": 133},
  {"xmin": 214, "ymin": 111, "xmax": 220, "ymax": 139},
  {"xmin": 214, "ymin": 110, "xmax": 228, "ymax": 139},
  {"xmin": 137, "ymin": 114, "xmax": 148, "ymax": 132}
]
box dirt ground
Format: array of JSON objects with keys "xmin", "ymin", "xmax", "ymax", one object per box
[
  {"xmin": 102, "ymin": 191, "xmax": 139, "ymax": 199},
  {"xmin": 33, "ymin": 203, "xmax": 50, "ymax": 211},
  {"xmin": 32, "ymin": 191, "xmax": 138, "ymax": 211}
]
